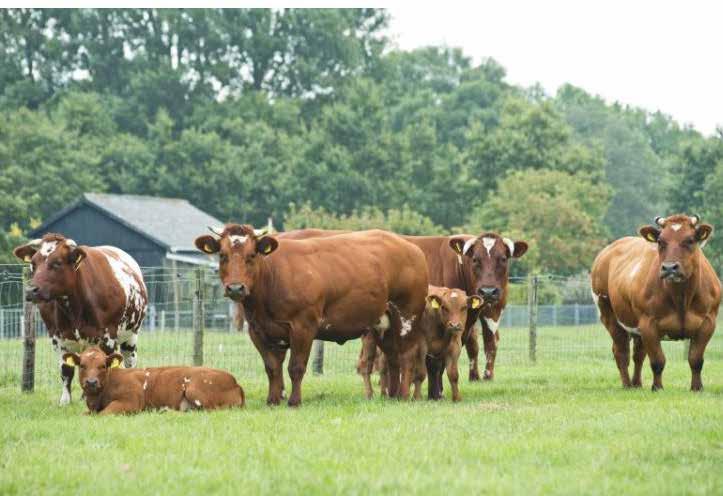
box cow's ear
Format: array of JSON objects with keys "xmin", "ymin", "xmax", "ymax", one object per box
[
  {"xmin": 256, "ymin": 236, "xmax": 278, "ymax": 256},
  {"xmin": 62, "ymin": 353, "xmax": 80, "ymax": 367},
  {"xmin": 449, "ymin": 237, "xmax": 473, "ymax": 256},
  {"xmin": 68, "ymin": 247, "xmax": 87, "ymax": 271},
  {"xmin": 195, "ymin": 235, "xmax": 220, "ymax": 254},
  {"xmin": 639, "ymin": 226, "xmax": 660, "ymax": 243},
  {"xmin": 106, "ymin": 353, "xmax": 123, "ymax": 369},
  {"xmin": 427, "ymin": 295, "xmax": 443, "ymax": 310},
  {"xmin": 695, "ymin": 224, "xmax": 713, "ymax": 244},
  {"xmin": 13, "ymin": 240, "xmax": 40, "ymax": 263},
  {"xmin": 512, "ymin": 241, "xmax": 528, "ymax": 258}
]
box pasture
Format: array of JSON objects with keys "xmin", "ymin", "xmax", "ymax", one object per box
[{"xmin": 1, "ymin": 328, "xmax": 722, "ymax": 495}]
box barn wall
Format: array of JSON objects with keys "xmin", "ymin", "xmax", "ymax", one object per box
[{"xmin": 33, "ymin": 204, "xmax": 166, "ymax": 267}]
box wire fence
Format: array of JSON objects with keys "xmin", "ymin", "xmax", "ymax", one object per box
[{"xmin": 1, "ymin": 266, "xmax": 721, "ymax": 391}]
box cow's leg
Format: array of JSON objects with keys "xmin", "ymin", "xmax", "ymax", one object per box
[
  {"xmin": 287, "ymin": 326, "xmax": 314, "ymax": 407},
  {"xmin": 378, "ymin": 352, "xmax": 389, "ymax": 397},
  {"xmin": 54, "ymin": 337, "xmax": 74, "ymax": 406},
  {"xmin": 446, "ymin": 344, "xmax": 462, "ymax": 402},
  {"xmin": 640, "ymin": 327, "xmax": 665, "ymax": 391},
  {"xmin": 425, "ymin": 355, "xmax": 443, "ymax": 400},
  {"xmin": 357, "ymin": 333, "xmax": 377, "ymax": 399},
  {"xmin": 412, "ymin": 344, "xmax": 426, "ymax": 401},
  {"xmin": 689, "ymin": 320, "xmax": 714, "ymax": 391},
  {"xmin": 596, "ymin": 296, "xmax": 632, "ymax": 387},
  {"xmin": 466, "ymin": 325, "xmax": 481, "ymax": 381},
  {"xmin": 481, "ymin": 322, "xmax": 498, "ymax": 380},
  {"xmin": 248, "ymin": 326, "xmax": 285, "ymax": 405},
  {"xmin": 631, "ymin": 336, "xmax": 645, "ymax": 387},
  {"xmin": 119, "ymin": 331, "xmax": 138, "ymax": 368}
]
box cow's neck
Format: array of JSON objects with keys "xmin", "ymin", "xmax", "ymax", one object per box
[
  {"xmin": 663, "ymin": 260, "xmax": 700, "ymax": 333},
  {"xmin": 60, "ymin": 272, "xmax": 91, "ymax": 329},
  {"xmin": 243, "ymin": 258, "xmax": 274, "ymax": 321}
]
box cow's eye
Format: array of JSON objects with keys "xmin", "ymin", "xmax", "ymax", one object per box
[
  {"xmin": 658, "ymin": 239, "xmax": 667, "ymax": 249},
  {"xmin": 499, "ymin": 256, "xmax": 508, "ymax": 264},
  {"xmin": 51, "ymin": 261, "xmax": 62, "ymax": 269}
]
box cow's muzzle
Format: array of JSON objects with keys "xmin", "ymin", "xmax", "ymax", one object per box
[
  {"xmin": 225, "ymin": 283, "xmax": 248, "ymax": 300},
  {"xmin": 25, "ymin": 286, "xmax": 47, "ymax": 302},
  {"xmin": 83, "ymin": 377, "xmax": 100, "ymax": 392},
  {"xmin": 660, "ymin": 262, "xmax": 684, "ymax": 282},
  {"xmin": 447, "ymin": 322, "xmax": 463, "ymax": 333},
  {"xmin": 477, "ymin": 287, "xmax": 501, "ymax": 302}
]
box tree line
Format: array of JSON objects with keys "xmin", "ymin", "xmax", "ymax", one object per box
[{"xmin": 0, "ymin": 8, "xmax": 721, "ymax": 275}]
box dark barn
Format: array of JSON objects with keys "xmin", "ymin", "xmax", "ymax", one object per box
[{"xmin": 28, "ymin": 193, "xmax": 222, "ymax": 268}]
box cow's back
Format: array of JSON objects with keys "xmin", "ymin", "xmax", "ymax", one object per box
[{"xmin": 591, "ymin": 237, "xmax": 657, "ymax": 306}]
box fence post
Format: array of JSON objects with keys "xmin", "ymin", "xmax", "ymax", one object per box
[
  {"xmin": 312, "ymin": 340, "xmax": 325, "ymax": 375},
  {"xmin": 149, "ymin": 305, "xmax": 156, "ymax": 332},
  {"xmin": 574, "ymin": 303, "xmax": 580, "ymax": 326},
  {"xmin": 172, "ymin": 259, "xmax": 180, "ymax": 331},
  {"xmin": 160, "ymin": 310, "xmax": 166, "ymax": 333},
  {"xmin": 0, "ymin": 308, "xmax": 4, "ymax": 339},
  {"xmin": 21, "ymin": 266, "xmax": 36, "ymax": 393},
  {"xmin": 528, "ymin": 275, "xmax": 538, "ymax": 363},
  {"xmin": 193, "ymin": 267, "xmax": 205, "ymax": 366}
]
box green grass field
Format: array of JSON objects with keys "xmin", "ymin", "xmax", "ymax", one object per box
[{"xmin": 1, "ymin": 346, "xmax": 722, "ymax": 495}]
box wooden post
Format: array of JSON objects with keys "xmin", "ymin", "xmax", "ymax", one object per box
[
  {"xmin": 193, "ymin": 267, "xmax": 205, "ymax": 366},
  {"xmin": 312, "ymin": 340, "xmax": 324, "ymax": 375},
  {"xmin": 21, "ymin": 266, "xmax": 36, "ymax": 393},
  {"xmin": 160, "ymin": 310, "xmax": 166, "ymax": 333},
  {"xmin": 172, "ymin": 259, "xmax": 180, "ymax": 331},
  {"xmin": 528, "ymin": 275, "xmax": 538, "ymax": 363}
]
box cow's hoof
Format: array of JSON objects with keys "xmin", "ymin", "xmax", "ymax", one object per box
[
  {"xmin": 58, "ymin": 391, "xmax": 71, "ymax": 406},
  {"xmin": 483, "ymin": 370, "xmax": 494, "ymax": 381},
  {"xmin": 651, "ymin": 385, "xmax": 663, "ymax": 392},
  {"xmin": 469, "ymin": 370, "xmax": 481, "ymax": 382},
  {"xmin": 266, "ymin": 397, "xmax": 282, "ymax": 406},
  {"xmin": 287, "ymin": 399, "xmax": 301, "ymax": 408},
  {"xmin": 691, "ymin": 385, "xmax": 703, "ymax": 392}
]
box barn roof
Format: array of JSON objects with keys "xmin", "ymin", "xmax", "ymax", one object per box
[{"xmin": 31, "ymin": 193, "xmax": 223, "ymax": 254}]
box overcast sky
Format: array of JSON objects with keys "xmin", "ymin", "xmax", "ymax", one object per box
[{"xmin": 386, "ymin": 1, "xmax": 722, "ymax": 135}]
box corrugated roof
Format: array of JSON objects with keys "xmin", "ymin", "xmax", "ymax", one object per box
[{"xmin": 83, "ymin": 193, "xmax": 222, "ymax": 252}]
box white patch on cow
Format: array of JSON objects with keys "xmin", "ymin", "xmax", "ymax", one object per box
[
  {"xmin": 484, "ymin": 316, "xmax": 500, "ymax": 334},
  {"xmin": 101, "ymin": 247, "xmax": 147, "ymax": 334},
  {"xmin": 229, "ymin": 235, "xmax": 247, "ymax": 247},
  {"xmin": 591, "ymin": 290, "xmax": 602, "ymax": 318},
  {"xmin": 103, "ymin": 330, "xmax": 115, "ymax": 350},
  {"xmin": 450, "ymin": 292, "xmax": 458, "ymax": 299},
  {"xmin": 184, "ymin": 377, "xmax": 191, "ymax": 384},
  {"xmin": 194, "ymin": 399, "xmax": 202, "ymax": 407},
  {"xmin": 502, "ymin": 238, "xmax": 515, "ymax": 257},
  {"xmin": 375, "ymin": 314, "xmax": 390, "ymax": 335},
  {"xmin": 482, "ymin": 237, "xmax": 496, "ymax": 256},
  {"xmin": 39, "ymin": 241, "xmax": 58, "ymax": 257},
  {"xmin": 462, "ymin": 238, "xmax": 476, "ymax": 255},
  {"xmin": 400, "ymin": 315, "xmax": 415, "ymax": 337},
  {"xmin": 59, "ymin": 386, "xmax": 71, "ymax": 406},
  {"xmin": 671, "ymin": 224, "xmax": 682, "ymax": 232},
  {"xmin": 143, "ymin": 380, "xmax": 148, "ymax": 391},
  {"xmin": 65, "ymin": 239, "xmax": 77, "ymax": 248},
  {"xmin": 618, "ymin": 320, "xmax": 640, "ymax": 336}
]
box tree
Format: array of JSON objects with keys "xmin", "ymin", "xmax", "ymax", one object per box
[
  {"xmin": 465, "ymin": 169, "xmax": 611, "ymax": 275},
  {"xmin": 701, "ymin": 159, "xmax": 723, "ymax": 274}
]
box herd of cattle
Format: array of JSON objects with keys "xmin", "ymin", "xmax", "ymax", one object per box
[{"xmin": 12, "ymin": 213, "xmax": 720, "ymax": 414}]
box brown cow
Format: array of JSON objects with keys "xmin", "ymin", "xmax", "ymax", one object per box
[
  {"xmin": 591, "ymin": 214, "xmax": 720, "ymax": 391},
  {"xmin": 194, "ymin": 225, "xmax": 428, "ymax": 406},
  {"xmin": 404, "ymin": 233, "xmax": 528, "ymax": 381},
  {"xmin": 359, "ymin": 285, "xmax": 483, "ymax": 401},
  {"xmin": 14, "ymin": 234, "xmax": 147, "ymax": 406},
  {"xmin": 63, "ymin": 347, "xmax": 244, "ymax": 414}
]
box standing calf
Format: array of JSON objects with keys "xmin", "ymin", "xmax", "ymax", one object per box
[{"xmin": 63, "ymin": 348, "xmax": 245, "ymax": 414}]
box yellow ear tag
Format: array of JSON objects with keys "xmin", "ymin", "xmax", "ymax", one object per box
[
  {"xmin": 263, "ymin": 244, "xmax": 272, "ymax": 254},
  {"xmin": 430, "ymin": 298, "xmax": 440, "ymax": 309},
  {"xmin": 203, "ymin": 243, "xmax": 214, "ymax": 254},
  {"xmin": 24, "ymin": 255, "xmax": 32, "ymax": 263},
  {"xmin": 65, "ymin": 356, "xmax": 76, "ymax": 367},
  {"xmin": 471, "ymin": 298, "xmax": 481, "ymax": 309},
  {"xmin": 699, "ymin": 230, "xmax": 710, "ymax": 241},
  {"xmin": 110, "ymin": 358, "xmax": 121, "ymax": 369},
  {"xmin": 646, "ymin": 233, "xmax": 657, "ymax": 242}
]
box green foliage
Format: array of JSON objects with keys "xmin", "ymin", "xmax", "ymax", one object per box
[
  {"xmin": 467, "ymin": 169, "xmax": 611, "ymax": 276},
  {"xmin": 283, "ymin": 203, "xmax": 443, "ymax": 235},
  {"xmin": 701, "ymin": 159, "xmax": 723, "ymax": 274}
]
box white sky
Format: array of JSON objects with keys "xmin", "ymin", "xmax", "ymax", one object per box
[{"xmin": 387, "ymin": 1, "xmax": 723, "ymax": 135}]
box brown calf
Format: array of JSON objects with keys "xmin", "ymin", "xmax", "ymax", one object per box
[
  {"xmin": 14, "ymin": 233, "xmax": 147, "ymax": 406},
  {"xmin": 591, "ymin": 214, "xmax": 720, "ymax": 391},
  {"xmin": 195, "ymin": 225, "xmax": 428, "ymax": 406},
  {"xmin": 63, "ymin": 347, "xmax": 244, "ymax": 414}
]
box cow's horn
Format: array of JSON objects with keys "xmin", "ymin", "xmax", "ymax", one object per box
[
  {"xmin": 207, "ymin": 226, "xmax": 224, "ymax": 237},
  {"xmin": 654, "ymin": 216, "xmax": 666, "ymax": 227},
  {"xmin": 690, "ymin": 214, "xmax": 700, "ymax": 226}
]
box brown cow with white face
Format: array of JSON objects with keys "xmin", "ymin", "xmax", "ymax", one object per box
[
  {"xmin": 14, "ymin": 234, "xmax": 147, "ymax": 405},
  {"xmin": 195, "ymin": 224, "xmax": 428, "ymax": 406},
  {"xmin": 409, "ymin": 233, "xmax": 528, "ymax": 381},
  {"xmin": 591, "ymin": 214, "xmax": 720, "ymax": 391}
]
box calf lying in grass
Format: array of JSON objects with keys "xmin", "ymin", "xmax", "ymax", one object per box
[{"xmin": 63, "ymin": 347, "xmax": 245, "ymax": 415}]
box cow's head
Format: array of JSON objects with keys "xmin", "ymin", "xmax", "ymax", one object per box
[
  {"xmin": 639, "ymin": 214, "xmax": 712, "ymax": 283},
  {"xmin": 63, "ymin": 347, "xmax": 122, "ymax": 395},
  {"xmin": 449, "ymin": 233, "xmax": 528, "ymax": 305},
  {"xmin": 13, "ymin": 233, "xmax": 87, "ymax": 302},
  {"xmin": 426, "ymin": 287, "xmax": 483, "ymax": 334},
  {"xmin": 194, "ymin": 224, "xmax": 278, "ymax": 301}
]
